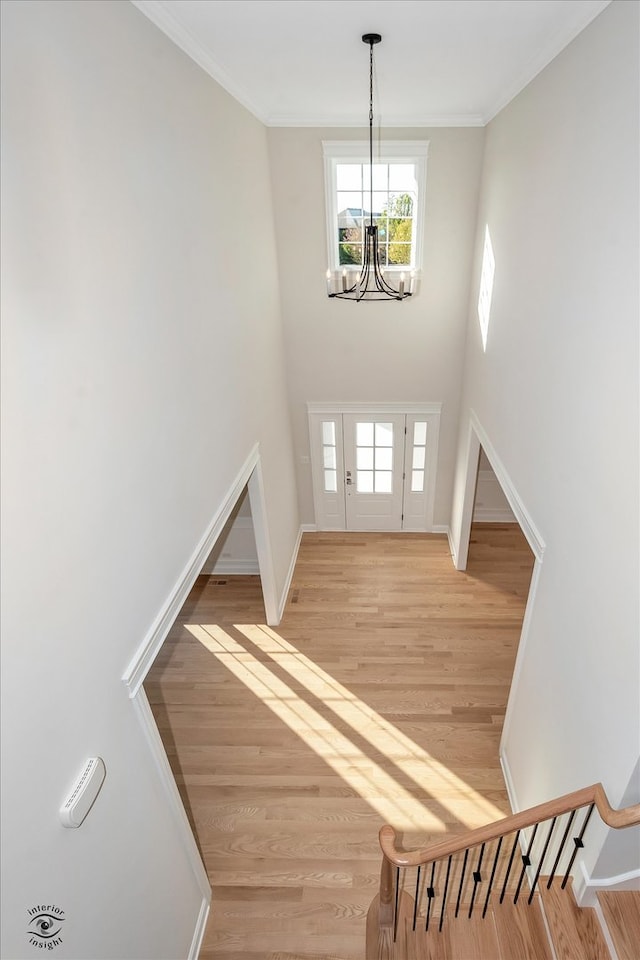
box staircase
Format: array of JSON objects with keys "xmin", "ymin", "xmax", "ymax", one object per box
[
  {"xmin": 366, "ymin": 782, "xmax": 640, "ymax": 960},
  {"xmin": 364, "ymin": 884, "xmax": 639, "ymax": 959}
]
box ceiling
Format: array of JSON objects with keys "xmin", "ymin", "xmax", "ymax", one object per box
[{"xmin": 132, "ymin": 0, "xmax": 611, "ymax": 127}]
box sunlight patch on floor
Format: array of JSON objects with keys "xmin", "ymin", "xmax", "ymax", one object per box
[
  {"xmin": 235, "ymin": 623, "xmax": 506, "ymax": 829},
  {"xmin": 187, "ymin": 623, "xmax": 446, "ymax": 833}
]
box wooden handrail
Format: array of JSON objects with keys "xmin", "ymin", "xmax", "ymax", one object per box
[{"xmin": 379, "ymin": 782, "xmax": 640, "ymax": 868}]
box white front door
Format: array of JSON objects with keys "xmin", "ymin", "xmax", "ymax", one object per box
[
  {"xmin": 343, "ymin": 414, "xmax": 406, "ymax": 531},
  {"xmin": 308, "ymin": 404, "xmax": 441, "ymax": 532}
]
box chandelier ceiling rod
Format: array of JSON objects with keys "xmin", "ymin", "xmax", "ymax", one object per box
[{"xmin": 327, "ymin": 33, "xmax": 411, "ymax": 302}]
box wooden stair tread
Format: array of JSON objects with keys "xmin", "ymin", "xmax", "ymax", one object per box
[
  {"xmin": 268, "ymin": 954, "xmax": 352, "ymax": 959},
  {"xmin": 598, "ymin": 890, "xmax": 640, "ymax": 960},
  {"xmin": 539, "ymin": 879, "xmax": 611, "ymax": 960},
  {"xmin": 491, "ymin": 896, "xmax": 553, "ymax": 960}
]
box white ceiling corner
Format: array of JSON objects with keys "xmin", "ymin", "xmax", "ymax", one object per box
[{"xmin": 131, "ymin": 0, "xmax": 612, "ymax": 128}]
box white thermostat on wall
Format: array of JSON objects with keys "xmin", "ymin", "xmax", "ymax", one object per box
[{"xmin": 59, "ymin": 757, "xmax": 106, "ymax": 828}]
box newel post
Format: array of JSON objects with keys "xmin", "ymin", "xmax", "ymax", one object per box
[{"xmin": 378, "ymin": 827, "xmax": 396, "ymax": 929}]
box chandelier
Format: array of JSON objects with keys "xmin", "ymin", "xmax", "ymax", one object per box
[{"xmin": 327, "ymin": 34, "xmax": 412, "ymax": 302}]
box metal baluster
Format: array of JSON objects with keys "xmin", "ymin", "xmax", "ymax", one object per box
[
  {"xmin": 528, "ymin": 817, "xmax": 557, "ymax": 904},
  {"xmin": 412, "ymin": 866, "xmax": 421, "ymax": 932},
  {"xmin": 483, "ymin": 836, "xmax": 503, "ymax": 919},
  {"xmin": 455, "ymin": 848, "xmax": 470, "ymax": 918},
  {"xmin": 438, "ymin": 856, "xmax": 452, "ymax": 933},
  {"xmin": 468, "ymin": 843, "xmax": 486, "ymax": 918},
  {"xmin": 425, "ymin": 862, "xmax": 436, "ymax": 932},
  {"xmin": 547, "ymin": 809, "xmax": 576, "ymax": 888},
  {"xmin": 514, "ymin": 823, "xmax": 539, "ymax": 904},
  {"xmin": 500, "ymin": 830, "xmax": 521, "ymax": 903},
  {"xmin": 561, "ymin": 804, "xmax": 595, "ymax": 889}
]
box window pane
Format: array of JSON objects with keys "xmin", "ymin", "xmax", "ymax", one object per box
[
  {"xmin": 372, "ymin": 192, "xmax": 387, "ymax": 216},
  {"xmin": 375, "ymin": 422, "xmax": 393, "ymax": 446},
  {"xmin": 322, "ymin": 421, "xmax": 336, "ymax": 445},
  {"xmin": 413, "ymin": 421, "xmax": 427, "ymax": 445},
  {"xmin": 372, "ymin": 164, "xmax": 388, "ymax": 190},
  {"xmin": 357, "ymin": 422, "xmax": 374, "ymax": 446},
  {"xmin": 388, "ymin": 218, "xmax": 413, "ymax": 242},
  {"xmin": 412, "ymin": 447, "xmax": 425, "ymax": 470},
  {"xmin": 336, "ymin": 164, "xmax": 362, "ymax": 190},
  {"xmin": 389, "ymin": 193, "xmax": 414, "ymax": 217},
  {"xmin": 339, "ymin": 244, "xmax": 362, "ymax": 265},
  {"xmin": 324, "ymin": 469, "xmax": 337, "ymax": 492},
  {"xmin": 339, "ymin": 225, "xmax": 363, "ymax": 243},
  {"xmin": 323, "ymin": 446, "xmax": 336, "ymax": 469},
  {"xmin": 357, "ymin": 470, "xmax": 374, "ymax": 493},
  {"xmin": 411, "ymin": 470, "xmax": 424, "ymax": 492},
  {"xmin": 357, "ymin": 447, "xmax": 374, "ymax": 470},
  {"xmin": 337, "ymin": 192, "xmax": 364, "ymax": 216},
  {"xmin": 375, "ymin": 471, "xmax": 393, "ymax": 493},
  {"xmin": 388, "ymin": 243, "xmax": 411, "ymax": 265},
  {"xmin": 389, "ymin": 163, "xmax": 417, "ymax": 192},
  {"xmin": 376, "ymin": 447, "xmax": 393, "ymax": 471}
]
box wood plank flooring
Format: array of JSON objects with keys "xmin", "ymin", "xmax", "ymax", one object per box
[{"xmin": 145, "ymin": 524, "xmax": 535, "ymax": 960}]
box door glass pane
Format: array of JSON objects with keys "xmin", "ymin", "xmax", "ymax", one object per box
[
  {"xmin": 412, "ymin": 447, "xmax": 426, "ymax": 470},
  {"xmin": 375, "ymin": 471, "xmax": 393, "ymax": 493},
  {"xmin": 357, "ymin": 471, "xmax": 374, "ymax": 493},
  {"xmin": 375, "ymin": 422, "xmax": 393, "ymax": 446},
  {"xmin": 413, "ymin": 421, "xmax": 427, "ymax": 445},
  {"xmin": 323, "ymin": 447, "xmax": 336, "ymax": 469},
  {"xmin": 322, "ymin": 421, "xmax": 336, "ymax": 445},
  {"xmin": 357, "ymin": 447, "xmax": 374, "ymax": 470},
  {"xmin": 376, "ymin": 447, "xmax": 393, "ymax": 471},
  {"xmin": 324, "ymin": 469, "xmax": 337, "ymax": 492},
  {"xmin": 357, "ymin": 422, "xmax": 374, "ymax": 446},
  {"xmin": 411, "ymin": 470, "xmax": 424, "ymax": 492}
]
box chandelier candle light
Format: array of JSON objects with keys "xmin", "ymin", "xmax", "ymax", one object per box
[{"xmin": 327, "ymin": 34, "xmax": 413, "ymax": 302}]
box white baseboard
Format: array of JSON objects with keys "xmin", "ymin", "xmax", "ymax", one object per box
[
  {"xmin": 574, "ymin": 859, "xmax": 640, "ymax": 907},
  {"xmin": 300, "ymin": 523, "xmax": 317, "ymax": 532},
  {"xmin": 131, "ymin": 688, "xmax": 211, "ymax": 906},
  {"xmin": 431, "ymin": 524, "xmax": 450, "ymax": 536},
  {"xmin": 211, "ymin": 560, "xmax": 260, "ymax": 575},
  {"xmin": 276, "ymin": 525, "xmax": 304, "ymax": 621},
  {"xmin": 500, "ymin": 747, "xmax": 519, "ymax": 815},
  {"xmin": 188, "ymin": 896, "xmax": 211, "ymax": 960},
  {"xmin": 473, "ymin": 509, "xmax": 519, "ymax": 523}
]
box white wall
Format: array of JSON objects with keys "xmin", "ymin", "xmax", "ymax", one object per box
[
  {"xmin": 202, "ymin": 488, "xmax": 259, "ymax": 573},
  {"xmin": 473, "ymin": 450, "xmax": 516, "ymax": 522},
  {"xmin": 268, "ymin": 126, "xmax": 485, "ymax": 528},
  {"xmin": 0, "ymin": 2, "xmax": 298, "ymax": 957},
  {"xmin": 451, "ymin": 0, "xmax": 639, "ymax": 877}
]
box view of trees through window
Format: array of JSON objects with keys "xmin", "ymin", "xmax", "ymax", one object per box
[{"xmin": 336, "ymin": 162, "xmax": 417, "ymax": 267}]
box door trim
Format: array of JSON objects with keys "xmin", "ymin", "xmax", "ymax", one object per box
[{"xmin": 307, "ymin": 402, "xmax": 442, "ymax": 532}]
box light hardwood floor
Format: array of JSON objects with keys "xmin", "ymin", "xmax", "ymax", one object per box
[{"xmin": 145, "ymin": 524, "xmax": 535, "ymax": 960}]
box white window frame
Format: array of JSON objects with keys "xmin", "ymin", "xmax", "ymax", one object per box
[{"xmin": 322, "ymin": 140, "xmax": 429, "ymax": 280}]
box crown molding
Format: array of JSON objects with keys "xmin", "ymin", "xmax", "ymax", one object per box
[
  {"xmin": 130, "ymin": 0, "xmax": 269, "ymax": 123},
  {"xmin": 483, "ymin": 0, "xmax": 611, "ymax": 123}
]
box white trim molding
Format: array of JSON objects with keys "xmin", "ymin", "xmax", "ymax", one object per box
[
  {"xmin": 277, "ymin": 525, "xmax": 305, "ymax": 621},
  {"xmin": 122, "ymin": 444, "xmax": 280, "ymax": 696},
  {"xmin": 322, "ymin": 141, "xmax": 429, "ymax": 281},
  {"xmin": 574, "ymin": 859, "xmax": 640, "ymax": 907},
  {"xmin": 132, "ymin": 687, "xmax": 211, "ymax": 904},
  {"xmin": 307, "ymin": 401, "xmax": 442, "ymax": 533},
  {"xmin": 188, "ymin": 897, "xmax": 211, "ymax": 960}
]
